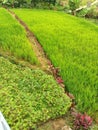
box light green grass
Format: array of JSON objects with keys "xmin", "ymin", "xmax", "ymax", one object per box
[
  {"xmin": 0, "ymin": 8, "xmax": 38, "ymax": 64},
  {"xmin": 0, "ymin": 56, "xmax": 71, "ymax": 129},
  {"xmin": 13, "ymin": 9, "xmax": 98, "ymax": 119}
]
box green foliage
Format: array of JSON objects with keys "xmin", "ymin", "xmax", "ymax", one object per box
[
  {"xmin": 2, "ymin": 0, "xmax": 56, "ymax": 7},
  {"xmin": 0, "ymin": 0, "xmax": 2, "ymax": 5},
  {"xmin": 86, "ymin": 6, "xmax": 98, "ymax": 19},
  {"xmin": 69, "ymin": 0, "xmax": 81, "ymax": 14},
  {"xmin": 13, "ymin": 9, "xmax": 98, "ymax": 119},
  {"xmin": 0, "ymin": 56, "xmax": 71, "ymax": 129},
  {"xmin": 0, "ymin": 8, "xmax": 38, "ymax": 64},
  {"xmin": 76, "ymin": 8, "xmax": 88, "ymax": 17}
]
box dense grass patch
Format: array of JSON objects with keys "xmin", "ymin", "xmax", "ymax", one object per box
[
  {"xmin": 13, "ymin": 9, "xmax": 98, "ymax": 118},
  {"xmin": 0, "ymin": 56, "xmax": 71, "ymax": 129},
  {"xmin": 0, "ymin": 8, "xmax": 38, "ymax": 64}
]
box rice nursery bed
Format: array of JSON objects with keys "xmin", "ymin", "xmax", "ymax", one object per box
[{"xmin": 0, "ymin": 8, "xmax": 38, "ymax": 64}]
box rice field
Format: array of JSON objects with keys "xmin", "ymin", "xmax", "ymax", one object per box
[
  {"xmin": 12, "ymin": 9, "xmax": 98, "ymax": 119},
  {"xmin": 0, "ymin": 8, "xmax": 38, "ymax": 64}
]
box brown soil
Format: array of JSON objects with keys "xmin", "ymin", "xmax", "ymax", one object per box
[{"xmin": 37, "ymin": 117, "xmax": 72, "ymax": 130}]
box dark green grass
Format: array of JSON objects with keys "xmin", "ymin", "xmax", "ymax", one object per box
[
  {"xmin": 0, "ymin": 56, "xmax": 71, "ymax": 129},
  {"xmin": 12, "ymin": 9, "xmax": 98, "ymax": 119},
  {"xmin": 0, "ymin": 8, "xmax": 38, "ymax": 64}
]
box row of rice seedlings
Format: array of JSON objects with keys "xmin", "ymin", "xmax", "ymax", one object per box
[{"xmin": 0, "ymin": 8, "xmax": 38, "ymax": 64}]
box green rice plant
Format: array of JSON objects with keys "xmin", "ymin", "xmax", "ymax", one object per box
[
  {"xmin": 12, "ymin": 9, "xmax": 98, "ymax": 119},
  {"xmin": 0, "ymin": 8, "xmax": 38, "ymax": 64},
  {"xmin": 0, "ymin": 56, "xmax": 71, "ymax": 129}
]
